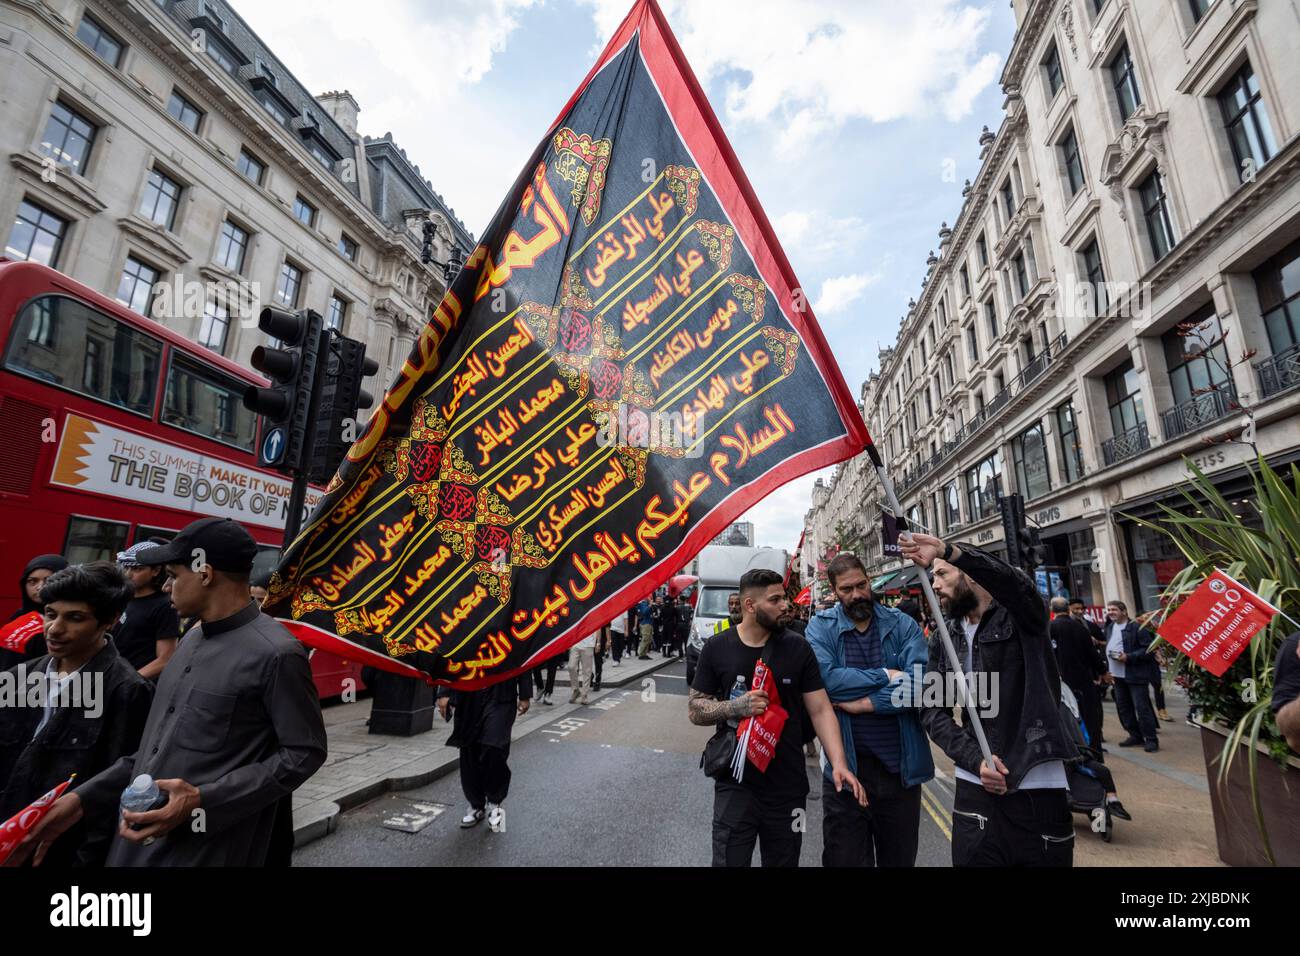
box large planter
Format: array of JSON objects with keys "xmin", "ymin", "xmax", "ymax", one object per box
[{"xmin": 1199, "ymin": 720, "xmax": 1300, "ymax": 866}]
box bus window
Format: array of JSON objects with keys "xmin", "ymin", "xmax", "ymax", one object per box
[
  {"xmin": 5, "ymin": 294, "xmax": 161, "ymax": 416},
  {"xmin": 63, "ymin": 515, "xmax": 130, "ymax": 565},
  {"xmin": 162, "ymin": 351, "xmax": 257, "ymax": 451},
  {"xmin": 133, "ymin": 525, "xmax": 178, "ymax": 545}
]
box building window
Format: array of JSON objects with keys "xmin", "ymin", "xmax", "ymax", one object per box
[
  {"xmin": 275, "ymin": 262, "xmax": 303, "ymax": 307},
  {"xmin": 216, "ymin": 220, "xmax": 248, "ymax": 273},
  {"xmin": 965, "ymin": 452, "xmax": 1003, "ymax": 520},
  {"xmin": 1138, "ymin": 170, "xmax": 1175, "ymax": 261},
  {"xmin": 1110, "ymin": 42, "xmax": 1142, "ymax": 123},
  {"xmin": 1013, "ymin": 252, "xmax": 1030, "ymax": 299},
  {"xmin": 943, "ymin": 481, "xmax": 962, "ymax": 530},
  {"xmin": 1163, "ymin": 307, "xmax": 1231, "ymax": 406},
  {"xmin": 1000, "ymin": 178, "xmax": 1016, "ymax": 224},
  {"xmin": 76, "ymin": 13, "xmax": 124, "ymax": 68},
  {"xmin": 198, "ymin": 300, "xmax": 230, "ymax": 354},
  {"xmin": 944, "ymin": 352, "xmax": 955, "ymax": 389},
  {"xmin": 984, "ymin": 299, "xmax": 998, "ymax": 343},
  {"xmin": 1254, "ymin": 238, "xmax": 1300, "ymax": 354},
  {"xmin": 1043, "ymin": 43, "xmax": 1064, "ymax": 99},
  {"xmin": 1060, "ymin": 126, "xmax": 1084, "ymax": 196},
  {"xmin": 1217, "ymin": 62, "xmax": 1276, "ymax": 181},
  {"xmin": 138, "ymin": 168, "xmax": 182, "ymax": 231},
  {"xmin": 207, "ymin": 41, "xmax": 237, "ymax": 74},
  {"xmin": 308, "ymin": 141, "xmax": 337, "ymax": 171},
  {"xmin": 959, "ymin": 264, "xmax": 971, "ymax": 298},
  {"xmin": 116, "ymin": 257, "xmax": 160, "ymax": 317},
  {"xmin": 1055, "ymin": 400, "xmax": 1085, "ymax": 483},
  {"xmin": 1105, "ymin": 361, "xmax": 1145, "ymax": 436},
  {"xmin": 293, "ymin": 196, "xmax": 317, "ymax": 228},
  {"xmin": 237, "ymin": 149, "xmax": 265, "ymax": 185},
  {"xmin": 1189, "ymin": 0, "xmax": 1213, "ymax": 22},
  {"xmin": 40, "ymin": 101, "xmax": 97, "ymax": 176},
  {"xmin": 1080, "ymin": 238, "xmax": 1108, "ymax": 317},
  {"xmin": 966, "ymin": 325, "xmax": 979, "ymax": 365},
  {"xmin": 1012, "ymin": 421, "xmax": 1053, "ymax": 500},
  {"xmin": 259, "ymin": 93, "xmax": 288, "ymax": 126},
  {"xmin": 338, "ymin": 234, "xmax": 359, "ymax": 261},
  {"xmin": 167, "ymin": 89, "xmax": 202, "ymax": 133},
  {"xmin": 326, "ymin": 294, "xmax": 347, "ymax": 330},
  {"xmin": 6, "ymin": 200, "xmax": 67, "ymax": 266},
  {"xmin": 976, "ymin": 233, "xmax": 989, "ymax": 269}
]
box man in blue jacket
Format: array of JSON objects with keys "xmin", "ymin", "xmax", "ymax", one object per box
[{"xmin": 807, "ymin": 553, "xmax": 934, "ymax": 867}]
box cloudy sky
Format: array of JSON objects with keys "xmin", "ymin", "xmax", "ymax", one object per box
[{"xmin": 239, "ymin": 0, "xmax": 1016, "ymax": 550}]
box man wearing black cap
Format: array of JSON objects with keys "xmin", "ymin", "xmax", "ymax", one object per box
[{"xmin": 15, "ymin": 518, "xmax": 328, "ymax": 867}]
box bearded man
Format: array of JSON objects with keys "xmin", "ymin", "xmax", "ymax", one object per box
[
  {"xmin": 901, "ymin": 534, "xmax": 1078, "ymax": 868},
  {"xmin": 806, "ymin": 552, "xmax": 934, "ymax": 867}
]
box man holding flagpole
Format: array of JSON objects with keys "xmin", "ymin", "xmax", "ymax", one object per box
[
  {"xmin": 900, "ymin": 533, "xmax": 1078, "ymax": 868},
  {"xmin": 689, "ymin": 569, "xmax": 864, "ymax": 867}
]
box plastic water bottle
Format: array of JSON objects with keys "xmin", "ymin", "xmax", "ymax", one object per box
[
  {"xmin": 728, "ymin": 675, "xmax": 747, "ymax": 726},
  {"xmin": 120, "ymin": 774, "xmax": 165, "ymax": 829}
]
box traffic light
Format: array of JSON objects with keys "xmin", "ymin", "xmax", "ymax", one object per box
[
  {"xmin": 999, "ymin": 493, "xmax": 1025, "ymax": 570},
  {"xmin": 308, "ymin": 333, "xmax": 379, "ymax": 484},
  {"xmin": 1021, "ymin": 524, "xmax": 1050, "ymax": 572},
  {"xmin": 244, "ymin": 307, "xmax": 325, "ymax": 474}
]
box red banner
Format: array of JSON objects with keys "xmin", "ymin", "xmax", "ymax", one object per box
[
  {"xmin": 0, "ymin": 774, "xmax": 73, "ymax": 865},
  {"xmin": 793, "ymin": 586, "xmax": 811, "ymax": 606},
  {"xmin": 1157, "ymin": 570, "xmax": 1279, "ymax": 677},
  {"xmin": 0, "ymin": 611, "xmax": 43, "ymax": 654}
]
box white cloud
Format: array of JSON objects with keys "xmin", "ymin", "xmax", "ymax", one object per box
[
  {"xmin": 813, "ymin": 273, "xmax": 879, "ymax": 315},
  {"xmin": 580, "ymin": 0, "xmax": 1003, "ymax": 152},
  {"xmin": 236, "ymin": 0, "xmax": 543, "ymax": 232}
]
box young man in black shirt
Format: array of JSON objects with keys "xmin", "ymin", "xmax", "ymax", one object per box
[
  {"xmin": 113, "ymin": 543, "xmax": 181, "ymax": 680},
  {"xmin": 689, "ymin": 568, "xmax": 865, "ymax": 867}
]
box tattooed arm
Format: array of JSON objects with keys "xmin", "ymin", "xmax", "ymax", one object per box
[{"xmin": 688, "ymin": 688, "xmax": 767, "ymax": 725}]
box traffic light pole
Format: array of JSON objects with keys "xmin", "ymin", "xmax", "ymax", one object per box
[{"xmin": 282, "ymin": 326, "xmax": 330, "ymax": 547}]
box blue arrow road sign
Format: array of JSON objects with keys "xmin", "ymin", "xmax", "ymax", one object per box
[{"xmin": 262, "ymin": 426, "xmax": 286, "ymax": 465}]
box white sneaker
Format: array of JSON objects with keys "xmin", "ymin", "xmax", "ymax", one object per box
[
  {"xmin": 460, "ymin": 806, "xmax": 484, "ymax": 828},
  {"xmin": 612, "ymin": 660, "xmax": 620, "ymax": 667},
  {"xmin": 487, "ymin": 803, "xmax": 506, "ymax": 832}
]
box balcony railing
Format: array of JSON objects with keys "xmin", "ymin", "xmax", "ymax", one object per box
[
  {"xmin": 1160, "ymin": 385, "xmax": 1238, "ymax": 440},
  {"xmin": 891, "ymin": 332, "xmax": 1070, "ymax": 492},
  {"xmin": 1102, "ymin": 422, "xmax": 1151, "ymax": 467},
  {"xmin": 1255, "ymin": 345, "xmax": 1300, "ymax": 400}
]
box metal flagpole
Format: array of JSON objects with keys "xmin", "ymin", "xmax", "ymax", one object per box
[{"xmin": 864, "ymin": 444, "xmax": 997, "ymax": 775}]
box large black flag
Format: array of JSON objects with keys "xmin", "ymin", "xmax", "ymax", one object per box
[{"xmin": 266, "ymin": 0, "xmax": 870, "ymax": 688}]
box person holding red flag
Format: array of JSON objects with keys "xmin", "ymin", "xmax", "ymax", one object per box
[
  {"xmin": 0, "ymin": 554, "xmax": 68, "ymax": 671},
  {"xmin": 0, "ymin": 562, "xmax": 152, "ymax": 866},
  {"xmin": 689, "ymin": 568, "xmax": 864, "ymax": 867}
]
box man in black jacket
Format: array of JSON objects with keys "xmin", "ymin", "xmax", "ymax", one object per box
[
  {"xmin": 901, "ymin": 534, "xmax": 1078, "ymax": 867},
  {"xmin": 0, "ymin": 563, "xmax": 153, "ymax": 866},
  {"xmin": 1050, "ymin": 597, "xmax": 1105, "ymax": 755}
]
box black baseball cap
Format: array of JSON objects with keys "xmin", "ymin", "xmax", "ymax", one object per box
[{"xmin": 134, "ymin": 517, "xmax": 258, "ymax": 574}]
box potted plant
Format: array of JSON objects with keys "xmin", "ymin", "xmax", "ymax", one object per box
[{"xmin": 1128, "ymin": 457, "xmax": 1299, "ymax": 866}]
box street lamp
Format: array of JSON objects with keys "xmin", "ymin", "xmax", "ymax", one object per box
[{"xmin": 420, "ymin": 220, "xmax": 464, "ymax": 284}]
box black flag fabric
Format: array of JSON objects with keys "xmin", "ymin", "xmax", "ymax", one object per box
[{"xmin": 266, "ymin": 0, "xmax": 870, "ymax": 688}]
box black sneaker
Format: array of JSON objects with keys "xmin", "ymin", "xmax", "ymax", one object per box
[
  {"xmin": 1107, "ymin": 800, "xmax": 1132, "ymax": 821},
  {"xmin": 1118, "ymin": 736, "xmax": 1143, "ymax": 747},
  {"xmin": 1143, "ymin": 740, "xmax": 1159, "ymax": 753}
]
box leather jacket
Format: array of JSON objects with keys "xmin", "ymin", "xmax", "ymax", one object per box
[{"xmin": 920, "ymin": 544, "xmax": 1079, "ymax": 791}]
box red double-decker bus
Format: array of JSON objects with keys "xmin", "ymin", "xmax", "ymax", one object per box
[{"xmin": 0, "ymin": 258, "xmax": 363, "ymax": 698}]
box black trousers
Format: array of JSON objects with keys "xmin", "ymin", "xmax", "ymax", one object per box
[
  {"xmin": 1151, "ymin": 678, "xmax": 1166, "ymax": 711},
  {"xmin": 1115, "ymin": 678, "xmax": 1158, "ymax": 744},
  {"xmin": 532, "ymin": 660, "xmax": 558, "ymax": 697},
  {"xmin": 593, "ymin": 648, "xmax": 604, "ymax": 686},
  {"xmin": 1068, "ymin": 681, "xmax": 1104, "ymax": 756},
  {"xmin": 460, "ymin": 741, "xmax": 512, "ymax": 809},
  {"xmin": 821, "ymin": 749, "xmax": 921, "ymax": 867},
  {"xmin": 611, "ymin": 631, "xmax": 626, "ymax": 662},
  {"xmin": 951, "ymin": 780, "xmax": 1073, "ymax": 867},
  {"xmin": 711, "ymin": 784, "xmax": 805, "ymax": 867}
]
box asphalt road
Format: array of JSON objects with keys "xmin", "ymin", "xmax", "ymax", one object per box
[{"xmin": 295, "ymin": 657, "xmax": 956, "ymax": 867}]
